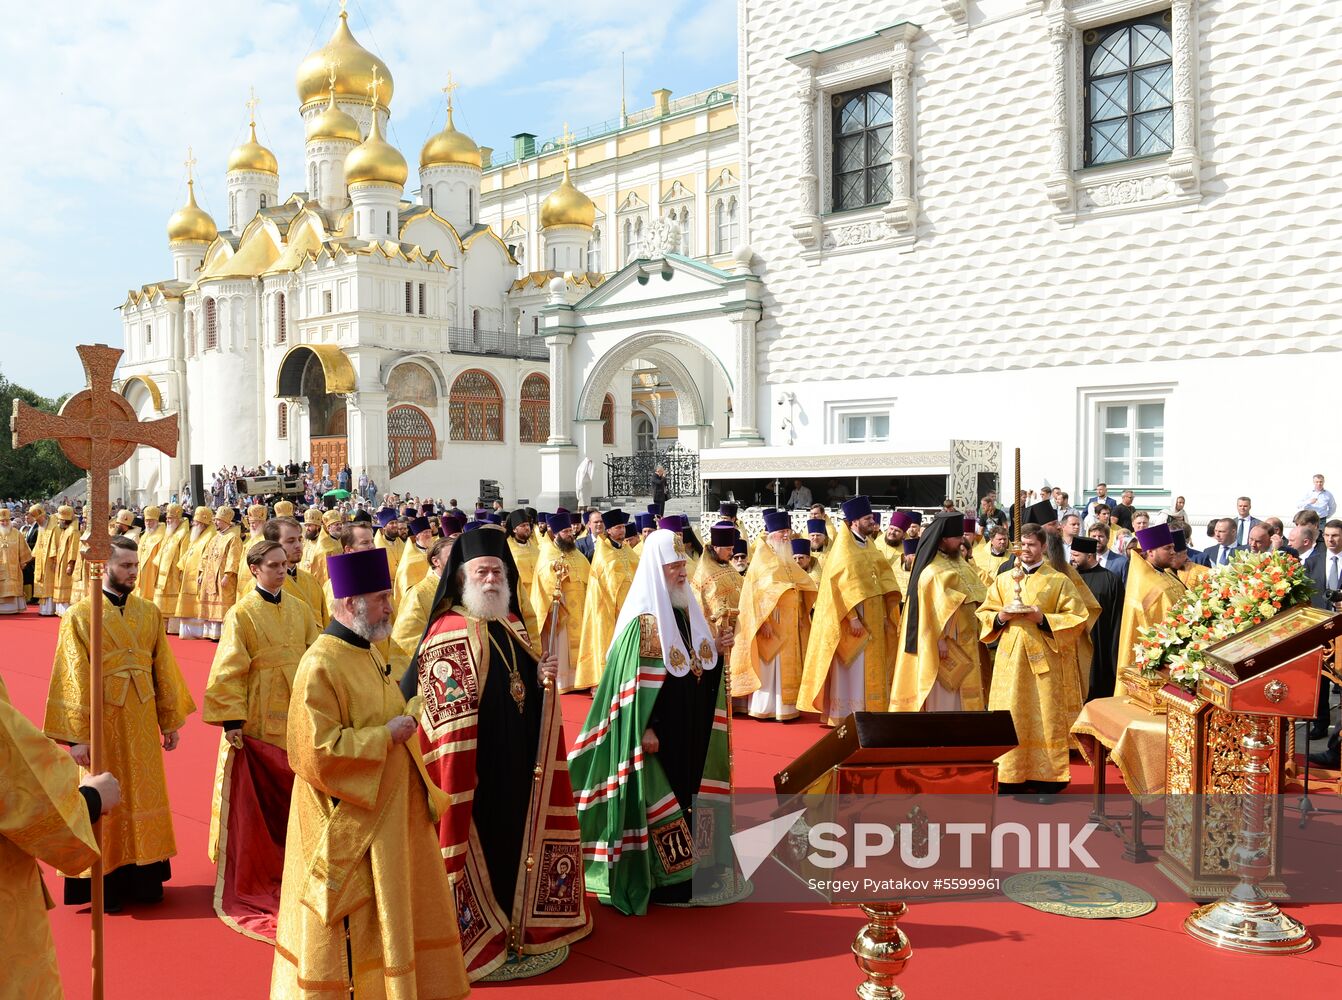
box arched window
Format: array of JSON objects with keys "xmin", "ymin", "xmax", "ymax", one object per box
[
  {"xmin": 260, "ymin": 193, "xmax": 268, "ymax": 209},
  {"xmin": 519, "ymin": 373, "xmax": 550, "ymax": 444},
  {"xmin": 833, "ymin": 84, "xmax": 894, "ymax": 211},
  {"xmin": 229, "ymin": 192, "xmax": 237, "ymax": 229},
  {"xmin": 588, "ymin": 227, "xmax": 602, "ymax": 272},
  {"xmin": 715, "ymin": 197, "xmax": 741, "ymax": 253},
  {"xmin": 387, "ymin": 404, "xmax": 437, "ymax": 476},
  {"xmin": 449, "ymin": 369, "xmax": 503, "ymax": 441},
  {"xmin": 426, "ymin": 186, "xmax": 434, "ymax": 209},
  {"xmin": 633, "ymin": 413, "xmax": 656, "ymax": 454},
  {"xmin": 468, "ymin": 189, "xmax": 475, "ymax": 224},
  {"xmin": 204, "ymin": 298, "xmax": 218, "ymax": 350},
  {"xmin": 277, "ymin": 401, "xmax": 288, "ymax": 439},
  {"xmin": 601, "ymin": 393, "xmax": 615, "ymax": 445},
  {"xmin": 276, "ymin": 292, "xmax": 287, "ymax": 345},
  {"xmin": 310, "ymin": 163, "xmax": 319, "ymax": 200},
  {"xmin": 386, "ymin": 210, "xmax": 393, "ymax": 234},
  {"xmin": 1084, "ymin": 13, "xmax": 1174, "ymax": 166}
]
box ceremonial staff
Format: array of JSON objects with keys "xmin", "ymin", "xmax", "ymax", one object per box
[
  {"xmin": 11, "ymin": 344, "xmax": 179, "ymax": 1000},
  {"xmin": 1003, "ymin": 446, "xmax": 1030, "ymax": 614}
]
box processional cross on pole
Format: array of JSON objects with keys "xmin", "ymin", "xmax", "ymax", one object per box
[{"xmin": 10, "ymin": 343, "xmax": 179, "ymax": 1000}]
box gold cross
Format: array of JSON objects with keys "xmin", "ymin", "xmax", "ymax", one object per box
[
  {"xmin": 442, "ymin": 71, "xmax": 458, "ymax": 111},
  {"xmin": 11, "ymin": 345, "xmax": 179, "ymax": 563},
  {"xmin": 184, "ymin": 146, "xmax": 197, "ymax": 184},
  {"xmin": 368, "ymin": 64, "xmax": 384, "ymax": 107},
  {"xmin": 246, "ymin": 86, "xmax": 261, "ymax": 126},
  {"xmin": 339, "ymin": 0, "xmax": 348, "ymax": 15},
  {"xmin": 327, "ymin": 59, "xmax": 340, "ymax": 91},
  {"xmin": 558, "ymin": 122, "xmax": 576, "ymax": 156}
]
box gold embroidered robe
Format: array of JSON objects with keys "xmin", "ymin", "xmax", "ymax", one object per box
[
  {"xmin": 270, "ymin": 633, "xmax": 469, "ymax": 1000},
  {"xmin": 729, "ymin": 544, "xmax": 818, "ymax": 712},
  {"xmin": 298, "ymin": 531, "xmax": 339, "ymax": 589},
  {"xmin": 0, "ymin": 527, "xmax": 33, "ymax": 602},
  {"xmin": 152, "ymin": 523, "xmax": 190, "ymax": 618},
  {"xmin": 283, "ymin": 567, "xmax": 328, "ymax": 629},
  {"xmin": 392, "ymin": 541, "xmax": 429, "ymax": 609},
  {"xmin": 52, "ymin": 524, "xmax": 80, "ymax": 604},
  {"xmin": 43, "ymin": 595, "xmax": 195, "ymax": 874},
  {"xmin": 200, "ymin": 526, "xmax": 243, "ymax": 622},
  {"xmin": 574, "ymin": 536, "xmax": 640, "ymax": 690},
  {"xmin": 691, "ymin": 552, "xmax": 745, "ymax": 631},
  {"xmin": 133, "ymin": 525, "xmax": 166, "ymax": 603},
  {"xmin": 174, "ymin": 525, "xmax": 217, "ymax": 620},
  {"xmin": 389, "ymin": 571, "xmax": 440, "ymax": 676},
  {"xmin": 890, "ymin": 554, "xmax": 985, "ymax": 713},
  {"xmin": 1, "ymin": 677, "xmax": 101, "ymax": 1000},
  {"xmin": 1114, "ymin": 552, "xmax": 1187, "ymax": 696},
  {"xmin": 977, "ymin": 566, "xmax": 1088, "ymax": 784},
  {"xmin": 531, "ymin": 540, "xmax": 590, "ymax": 690},
  {"xmin": 30, "ymin": 519, "xmax": 59, "ymax": 601}
]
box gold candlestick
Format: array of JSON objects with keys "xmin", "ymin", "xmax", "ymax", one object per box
[{"xmin": 852, "ymin": 901, "xmax": 913, "ymax": 999}]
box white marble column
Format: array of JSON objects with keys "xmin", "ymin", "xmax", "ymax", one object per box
[
  {"xmin": 790, "ymin": 74, "xmax": 822, "ymax": 247},
  {"xmin": 1044, "ymin": 17, "xmax": 1075, "ymax": 211},
  {"xmin": 1167, "ymin": 0, "xmax": 1201, "ymax": 193},
  {"xmin": 545, "ymin": 332, "xmax": 574, "ymax": 446},
  {"xmin": 883, "ymin": 44, "xmax": 918, "ymax": 235},
  {"xmin": 723, "ymin": 310, "xmax": 764, "ymax": 445}
]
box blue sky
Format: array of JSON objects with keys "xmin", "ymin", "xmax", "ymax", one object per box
[{"xmin": 0, "ymin": 0, "xmax": 737, "ymax": 398}]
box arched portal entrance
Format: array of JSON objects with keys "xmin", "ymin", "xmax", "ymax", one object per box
[{"xmin": 276, "ymin": 344, "xmax": 356, "ymax": 476}]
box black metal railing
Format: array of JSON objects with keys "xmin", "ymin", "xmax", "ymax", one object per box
[
  {"xmin": 605, "ymin": 444, "xmax": 699, "ymax": 499},
  {"xmin": 447, "ymin": 327, "xmax": 549, "ymax": 361}
]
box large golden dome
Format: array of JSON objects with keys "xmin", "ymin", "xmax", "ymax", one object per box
[
  {"xmin": 420, "ymin": 108, "xmax": 481, "ymax": 169},
  {"xmin": 540, "ymin": 163, "xmax": 595, "ymax": 229},
  {"xmin": 227, "ymin": 121, "xmax": 279, "ymax": 175},
  {"xmin": 306, "ymin": 84, "xmax": 362, "ymax": 143},
  {"xmin": 344, "ymin": 110, "xmax": 407, "ymax": 187},
  {"xmin": 167, "ymin": 180, "xmax": 218, "ymax": 244},
  {"xmin": 295, "ymin": 11, "xmax": 394, "ymax": 108}
]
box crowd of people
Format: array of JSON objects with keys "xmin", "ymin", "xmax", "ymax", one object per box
[{"xmin": 2, "ymin": 473, "xmax": 1340, "ymax": 996}]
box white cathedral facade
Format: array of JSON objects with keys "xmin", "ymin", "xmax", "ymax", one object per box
[{"xmin": 117, "ymin": 0, "xmax": 1342, "ymax": 519}]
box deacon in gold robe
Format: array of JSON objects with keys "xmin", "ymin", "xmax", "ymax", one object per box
[
  {"xmin": 0, "ymin": 507, "xmax": 34, "ymax": 613},
  {"xmin": 977, "ymin": 524, "xmax": 1088, "ymax": 792},
  {"xmin": 389, "ymin": 536, "xmax": 451, "ymax": 676},
  {"xmin": 270, "ymin": 548, "xmax": 470, "ymax": 1000},
  {"xmin": 574, "ymin": 510, "xmax": 640, "ymax": 691},
  {"xmin": 873, "ymin": 510, "xmax": 915, "ymax": 577},
  {"xmin": 51, "ymin": 507, "xmax": 80, "ymax": 614},
  {"xmin": 152, "ymin": 504, "xmax": 190, "ymax": 632},
  {"xmin": 731, "ymin": 530, "xmax": 818, "ymax": 721},
  {"xmin": 975, "ymin": 525, "xmax": 1013, "ymax": 587},
  {"xmin": 891, "ymin": 513, "xmax": 987, "ymax": 713},
  {"xmin": 28, "ymin": 505, "xmax": 60, "ymax": 615},
  {"xmin": 44, "ymin": 534, "xmax": 196, "ymax": 909},
  {"xmin": 267, "ymin": 515, "xmax": 327, "ymax": 627},
  {"xmin": 532, "ymin": 513, "xmax": 591, "ymax": 692},
  {"xmin": 506, "ymin": 509, "xmax": 538, "ymax": 603},
  {"xmin": 1045, "ymin": 528, "xmax": 1100, "ymax": 703},
  {"xmin": 296, "ymin": 507, "xmax": 328, "ymax": 587},
  {"xmin": 392, "ymin": 514, "xmax": 434, "ymax": 608},
  {"xmin": 798, "ymin": 496, "xmax": 902, "ymax": 726},
  {"xmin": 2, "ymin": 675, "xmax": 119, "ymax": 1000},
  {"xmin": 132, "ymin": 505, "xmax": 165, "ymax": 604},
  {"xmin": 174, "ymin": 506, "xmax": 217, "ymax": 639},
  {"xmin": 692, "ymin": 523, "xmax": 746, "ymax": 633},
  {"xmin": 234, "ymin": 504, "xmax": 270, "ymax": 601},
  {"xmin": 200, "ymin": 506, "xmax": 243, "ymax": 640},
  {"xmin": 1114, "ymin": 523, "xmax": 1187, "ymax": 696},
  {"xmin": 1172, "ymin": 528, "xmax": 1212, "ymax": 590}
]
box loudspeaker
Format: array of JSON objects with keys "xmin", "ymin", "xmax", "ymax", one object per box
[{"xmin": 190, "ymin": 464, "xmax": 204, "ymax": 507}]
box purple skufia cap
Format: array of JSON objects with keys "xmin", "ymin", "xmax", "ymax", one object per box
[
  {"xmin": 569, "ymin": 512, "xmax": 583, "ymax": 527},
  {"xmin": 657, "ymin": 516, "xmax": 681, "ymax": 531},
  {"xmin": 555, "ymin": 506, "xmax": 570, "ymax": 515},
  {"xmin": 408, "ymin": 516, "xmax": 431, "ymax": 535},
  {"xmin": 763, "ymin": 510, "xmax": 791, "ymax": 533},
  {"xmin": 841, "ymin": 495, "xmax": 873, "ymax": 521},
  {"xmin": 547, "ymin": 512, "xmax": 571, "ymax": 533},
  {"xmin": 376, "ymin": 507, "xmax": 397, "ymax": 527},
  {"xmin": 963, "ymin": 516, "xmax": 978, "ymax": 535},
  {"xmin": 1135, "ymin": 523, "xmax": 1175, "ymax": 550},
  {"xmin": 604, "ymin": 509, "xmax": 629, "ymax": 527},
  {"xmin": 420, "ymin": 503, "xmax": 434, "ymax": 515},
  {"xmin": 1171, "ymin": 528, "xmax": 1188, "ymax": 552},
  {"xmin": 732, "ymin": 539, "xmax": 748, "ymax": 555},
  {"xmin": 633, "ymin": 513, "xmax": 653, "ymax": 531},
  {"xmin": 486, "ymin": 512, "xmax": 505, "ymax": 524},
  {"xmin": 718, "ymin": 501, "xmax": 738, "ymax": 517},
  {"xmin": 807, "ymin": 518, "xmax": 827, "ymax": 534},
  {"xmin": 790, "ymin": 538, "xmax": 811, "ymax": 556},
  {"xmin": 462, "ymin": 521, "xmax": 484, "ymax": 532},
  {"xmin": 710, "ymin": 525, "xmax": 737, "ymax": 547},
  {"xmin": 327, "ymin": 548, "xmax": 392, "ymax": 599},
  {"xmin": 474, "ymin": 509, "xmax": 489, "ymax": 521},
  {"xmin": 440, "ymin": 514, "xmax": 465, "ymax": 535},
  {"xmin": 903, "ymin": 538, "xmax": 918, "ymax": 555},
  {"xmin": 401, "ymin": 506, "xmax": 416, "ymax": 518},
  {"xmin": 888, "ymin": 511, "xmax": 915, "ymax": 532}
]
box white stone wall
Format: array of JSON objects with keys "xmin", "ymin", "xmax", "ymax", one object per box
[{"xmin": 744, "ymin": 0, "xmax": 1342, "ymax": 519}]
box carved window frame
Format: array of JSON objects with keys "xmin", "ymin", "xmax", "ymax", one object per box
[
  {"xmin": 787, "ymin": 23, "xmax": 921, "ymax": 258},
  {"xmin": 1044, "ymin": 0, "xmax": 1202, "ymax": 223}
]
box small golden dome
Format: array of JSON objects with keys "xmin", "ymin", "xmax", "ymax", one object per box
[
  {"xmin": 306, "ymin": 84, "xmax": 362, "ymax": 143},
  {"xmin": 420, "ymin": 107, "xmax": 481, "ymax": 169},
  {"xmin": 167, "ymin": 180, "xmax": 218, "ymax": 244},
  {"xmin": 228, "ymin": 121, "xmax": 279, "ymax": 175},
  {"xmin": 344, "ymin": 110, "xmax": 407, "ymax": 187},
  {"xmin": 540, "ymin": 163, "xmax": 595, "ymax": 229},
  {"xmin": 295, "ymin": 11, "xmax": 394, "ymax": 108}
]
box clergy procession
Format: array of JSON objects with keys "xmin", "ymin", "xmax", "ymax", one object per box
[{"xmin": 8, "ymin": 473, "xmax": 1339, "ymax": 998}]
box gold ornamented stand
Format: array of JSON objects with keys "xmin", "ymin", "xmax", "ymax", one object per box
[{"xmin": 852, "ymin": 901, "xmax": 913, "ymax": 999}]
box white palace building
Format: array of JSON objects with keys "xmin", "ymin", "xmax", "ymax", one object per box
[{"xmin": 116, "ymin": 0, "xmax": 1342, "ymax": 518}]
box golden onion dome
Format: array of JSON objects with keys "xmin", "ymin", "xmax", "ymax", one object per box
[
  {"xmin": 344, "ymin": 109, "xmax": 407, "ymax": 187},
  {"xmin": 306, "ymin": 84, "xmax": 362, "ymax": 143},
  {"xmin": 420, "ymin": 107, "xmax": 481, "ymax": 169},
  {"xmin": 295, "ymin": 11, "xmax": 394, "ymax": 108},
  {"xmin": 227, "ymin": 121, "xmax": 279, "ymax": 175},
  {"xmin": 540, "ymin": 163, "xmax": 596, "ymax": 229},
  {"xmin": 166, "ymin": 180, "xmax": 218, "ymax": 244}
]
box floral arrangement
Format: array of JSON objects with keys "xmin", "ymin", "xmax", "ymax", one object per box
[{"xmin": 1133, "ymin": 550, "xmax": 1314, "ymax": 694}]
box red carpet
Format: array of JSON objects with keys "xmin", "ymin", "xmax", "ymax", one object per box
[{"xmin": 3, "ymin": 605, "xmax": 1337, "ymax": 998}]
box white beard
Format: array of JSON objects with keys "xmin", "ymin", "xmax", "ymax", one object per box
[
  {"xmin": 769, "ymin": 537, "xmax": 792, "ymax": 562},
  {"xmin": 191, "ymin": 524, "xmax": 204, "ymax": 541},
  {"xmin": 462, "ymin": 577, "xmax": 512, "ymax": 621},
  {"xmin": 0, "ymin": 524, "xmax": 10, "ymax": 537},
  {"xmin": 349, "ymin": 597, "xmax": 393, "ymax": 643},
  {"xmin": 668, "ymin": 581, "xmax": 692, "ymax": 609}
]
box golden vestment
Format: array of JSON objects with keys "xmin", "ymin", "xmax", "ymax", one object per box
[
  {"xmin": 977, "ymin": 566, "xmax": 1088, "ymax": 784},
  {"xmin": 389, "ymin": 572, "xmax": 440, "ymax": 675},
  {"xmin": 133, "ymin": 525, "xmax": 166, "ymax": 603},
  {"xmin": 691, "ymin": 552, "xmax": 745, "ymax": 631},
  {"xmin": 52, "ymin": 525, "xmax": 80, "ymax": 604},
  {"xmin": 0, "ymin": 527, "xmax": 33, "ymax": 602},
  {"xmin": 392, "ymin": 541, "xmax": 429, "ymax": 609},
  {"xmin": 1, "ymin": 677, "xmax": 101, "ymax": 1000},
  {"xmin": 270, "ymin": 632, "xmax": 469, "ymax": 1000},
  {"xmin": 43, "ymin": 594, "xmax": 195, "ymax": 875},
  {"xmin": 283, "ymin": 567, "xmax": 328, "ymax": 628},
  {"xmin": 1178, "ymin": 561, "xmax": 1212, "ymax": 590},
  {"xmin": 298, "ymin": 532, "xmax": 339, "ymax": 588},
  {"xmin": 152, "ymin": 523, "xmax": 190, "ymax": 617},
  {"xmin": 890, "ymin": 554, "xmax": 985, "ymax": 713},
  {"xmin": 235, "ymin": 527, "xmax": 267, "ymax": 600},
  {"xmin": 174, "ymin": 525, "xmax": 217, "ymax": 620},
  {"xmin": 574, "ymin": 537, "xmax": 640, "ymax": 690},
  {"xmin": 30, "ymin": 520, "xmax": 59, "ymax": 601},
  {"xmin": 376, "ymin": 532, "xmax": 405, "ymax": 580},
  {"xmin": 508, "ymin": 535, "xmax": 538, "ymax": 602},
  {"xmin": 1114, "ymin": 553, "xmax": 1187, "ymax": 696},
  {"xmin": 531, "ymin": 540, "xmax": 590, "ymax": 688},
  {"xmin": 797, "ymin": 527, "xmax": 902, "ymax": 722},
  {"xmin": 199, "ymin": 526, "xmax": 243, "ymax": 622},
  {"xmin": 729, "ymin": 544, "xmax": 818, "ymax": 712}
]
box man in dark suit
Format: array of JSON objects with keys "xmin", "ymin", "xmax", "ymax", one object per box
[
  {"xmin": 1089, "ymin": 523, "xmax": 1129, "ymax": 584},
  {"xmin": 1309, "ymin": 520, "xmax": 1342, "ymax": 764},
  {"xmin": 1206, "ymin": 517, "xmax": 1245, "ymax": 566},
  {"xmin": 1231, "ymin": 496, "xmax": 1263, "ymax": 548},
  {"xmin": 576, "ymin": 508, "xmax": 604, "ymax": 561}
]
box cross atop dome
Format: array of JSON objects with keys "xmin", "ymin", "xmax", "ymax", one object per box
[
  {"xmin": 442, "ymin": 71, "xmax": 459, "ymax": 113},
  {"xmin": 246, "ymin": 86, "xmax": 261, "ymax": 126},
  {"xmin": 184, "ymin": 146, "xmax": 197, "ymax": 184}
]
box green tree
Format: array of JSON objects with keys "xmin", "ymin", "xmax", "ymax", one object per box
[{"xmin": 0, "ymin": 369, "xmax": 81, "ymax": 500}]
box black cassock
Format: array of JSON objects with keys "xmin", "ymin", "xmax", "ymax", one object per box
[{"xmin": 1078, "ymin": 565, "xmax": 1124, "ymax": 701}]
